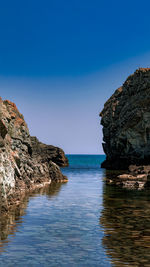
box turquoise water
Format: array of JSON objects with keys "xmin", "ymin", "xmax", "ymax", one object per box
[{"xmin": 1, "ymin": 155, "xmax": 150, "ymax": 266}]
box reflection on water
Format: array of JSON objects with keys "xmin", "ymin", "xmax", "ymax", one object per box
[
  {"xmin": 0, "ymin": 183, "xmax": 63, "ymax": 253},
  {"xmin": 0, "ymin": 155, "xmax": 111, "ymax": 267},
  {"xmin": 100, "ymin": 182, "xmax": 150, "ymax": 266},
  {"xmin": 2, "ymin": 155, "xmax": 150, "ymax": 266}
]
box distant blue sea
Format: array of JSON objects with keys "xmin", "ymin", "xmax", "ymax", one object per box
[
  {"xmin": 0, "ymin": 155, "xmax": 150, "ymax": 266},
  {"xmin": 66, "ymin": 154, "xmax": 105, "ymax": 169}
]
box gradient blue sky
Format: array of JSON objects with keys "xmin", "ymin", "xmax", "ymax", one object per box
[{"xmin": 1, "ymin": 0, "xmax": 150, "ymax": 154}]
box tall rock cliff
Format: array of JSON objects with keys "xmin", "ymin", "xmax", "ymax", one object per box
[
  {"xmin": 0, "ymin": 98, "xmax": 68, "ymax": 212},
  {"xmin": 100, "ymin": 68, "xmax": 150, "ymax": 170}
]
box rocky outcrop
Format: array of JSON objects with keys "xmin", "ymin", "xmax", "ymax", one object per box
[
  {"xmin": 31, "ymin": 136, "xmax": 69, "ymax": 167},
  {"xmin": 0, "ymin": 98, "xmax": 68, "ymax": 212},
  {"xmin": 100, "ymin": 68, "xmax": 150, "ymax": 189},
  {"xmin": 100, "ymin": 68, "xmax": 150, "ymax": 170}
]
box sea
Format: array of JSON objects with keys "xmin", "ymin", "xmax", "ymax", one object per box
[{"xmin": 0, "ymin": 155, "xmax": 150, "ymax": 266}]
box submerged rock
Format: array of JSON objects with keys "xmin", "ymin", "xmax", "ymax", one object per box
[
  {"xmin": 100, "ymin": 68, "xmax": 150, "ymax": 189},
  {"xmin": 105, "ymin": 168, "xmax": 148, "ymax": 190},
  {"xmin": 0, "ymin": 97, "xmax": 68, "ymax": 212}
]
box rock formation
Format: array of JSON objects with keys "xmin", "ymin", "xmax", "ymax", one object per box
[
  {"xmin": 100, "ymin": 68, "xmax": 150, "ymax": 169},
  {"xmin": 100, "ymin": 68, "xmax": 150, "ymax": 189},
  {"xmin": 0, "ymin": 98, "xmax": 68, "ymax": 212},
  {"xmin": 31, "ymin": 136, "xmax": 68, "ymax": 167}
]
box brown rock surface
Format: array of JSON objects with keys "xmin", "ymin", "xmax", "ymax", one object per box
[
  {"xmin": 31, "ymin": 136, "xmax": 69, "ymax": 167},
  {"xmin": 0, "ymin": 97, "xmax": 68, "ymax": 212},
  {"xmin": 100, "ymin": 68, "xmax": 150, "ymax": 170},
  {"xmin": 105, "ymin": 168, "xmax": 148, "ymax": 190}
]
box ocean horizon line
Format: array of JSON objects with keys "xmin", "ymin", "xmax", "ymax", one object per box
[{"xmin": 66, "ymin": 154, "xmax": 105, "ymax": 156}]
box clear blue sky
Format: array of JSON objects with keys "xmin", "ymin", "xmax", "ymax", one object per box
[{"xmin": 1, "ymin": 0, "xmax": 150, "ymax": 154}]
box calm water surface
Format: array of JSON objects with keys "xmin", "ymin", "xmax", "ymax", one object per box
[{"xmin": 1, "ymin": 155, "xmax": 150, "ymax": 266}]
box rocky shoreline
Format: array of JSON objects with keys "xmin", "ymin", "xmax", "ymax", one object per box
[
  {"xmin": 100, "ymin": 68, "xmax": 150, "ymax": 189},
  {"xmin": 0, "ymin": 98, "xmax": 68, "ymax": 212},
  {"xmin": 105, "ymin": 165, "xmax": 149, "ymax": 190}
]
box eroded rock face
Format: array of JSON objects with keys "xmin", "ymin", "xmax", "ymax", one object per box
[
  {"xmin": 0, "ymin": 98, "xmax": 68, "ymax": 212},
  {"xmin": 100, "ymin": 68, "xmax": 150, "ymax": 170},
  {"xmin": 31, "ymin": 136, "xmax": 69, "ymax": 167}
]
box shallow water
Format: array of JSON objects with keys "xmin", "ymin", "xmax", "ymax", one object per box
[{"xmin": 1, "ymin": 155, "xmax": 150, "ymax": 266}]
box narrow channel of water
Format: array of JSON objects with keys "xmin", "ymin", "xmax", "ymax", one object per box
[{"xmin": 0, "ymin": 155, "xmax": 150, "ymax": 266}]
